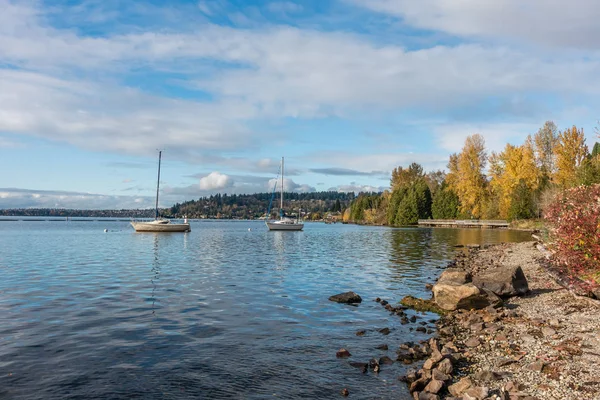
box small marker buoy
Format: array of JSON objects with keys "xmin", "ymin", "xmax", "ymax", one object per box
[
  {"xmin": 248, "ymin": 228, "xmax": 251, "ymax": 231},
  {"xmin": 104, "ymin": 229, "xmax": 108, "ymax": 232}
]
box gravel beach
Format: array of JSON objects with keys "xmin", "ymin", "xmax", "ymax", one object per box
[{"xmin": 430, "ymin": 241, "xmax": 600, "ymax": 400}]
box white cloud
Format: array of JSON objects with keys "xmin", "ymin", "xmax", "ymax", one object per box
[
  {"xmin": 332, "ymin": 184, "xmax": 386, "ymax": 193},
  {"xmin": 349, "ymin": 0, "xmax": 600, "ymax": 49},
  {"xmin": 199, "ymin": 171, "xmax": 234, "ymax": 190},
  {"xmin": 267, "ymin": 178, "xmax": 315, "ymax": 193}
]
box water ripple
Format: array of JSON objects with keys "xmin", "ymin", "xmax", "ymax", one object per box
[{"xmin": 0, "ymin": 220, "xmax": 531, "ymax": 399}]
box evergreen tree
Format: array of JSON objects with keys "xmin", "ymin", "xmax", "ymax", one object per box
[
  {"xmin": 508, "ymin": 180, "xmax": 535, "ymax": 220},
  {"xmin": 334, "ymin": 199, "xmax": 342, "ymax": 212},
  {"xmin": 432, "ymin": 187, "xmax": 460, "ymax": 219},
  {"xmin": 395, "ymin": 190, "xmax": 419, "ymax": 225}
]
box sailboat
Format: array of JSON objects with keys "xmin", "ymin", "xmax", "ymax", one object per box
[
  {"xmin": 265, "ymin": 157, "xmax": 304, "ymax": 231},
  {"xmin": 131, "ymin": 151, "xmax": 191, "ymax": 232}
]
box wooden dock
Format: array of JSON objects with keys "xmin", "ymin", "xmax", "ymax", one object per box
[{"xmin": 417, "ymin": 219, "xmax": 509, "ymax": 228}]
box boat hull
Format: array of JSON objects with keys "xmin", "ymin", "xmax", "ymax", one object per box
[
  {"xmin": 265, "ymin": 221, "xmax": 304, "ymax": 231},
  {"xmin": 131, "ymin": 222, "xmax": 191, "ymax": 232}
]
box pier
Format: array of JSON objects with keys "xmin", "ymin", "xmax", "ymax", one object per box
[{"xmin": 417, "ymin": 219, "xmax": 509, "ymax": 228}]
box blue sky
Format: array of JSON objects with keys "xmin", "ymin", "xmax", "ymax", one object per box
[{"xmin": 1, "ymin": 0, "xmax": 600, "ymax": 209}]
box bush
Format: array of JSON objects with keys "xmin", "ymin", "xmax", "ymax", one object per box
[{"xmin": 544, "ymin": 184, "xmax": 600, "ymax": 286}]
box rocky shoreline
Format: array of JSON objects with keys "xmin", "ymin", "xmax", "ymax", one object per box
[{"xmin": 404, "ymin": 241, "xmax": 600, "ymax": 400}]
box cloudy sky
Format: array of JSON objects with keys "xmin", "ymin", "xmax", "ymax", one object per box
[{"xmin": 1, "ymin": 0, "xmax": 600, "ymax": 209}]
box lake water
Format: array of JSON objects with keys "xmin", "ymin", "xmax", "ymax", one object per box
[{"xmin": 0, "ymin": 220, "xmax": 532, "ymax": 399}]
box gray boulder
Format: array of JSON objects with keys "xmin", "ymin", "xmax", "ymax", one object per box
[
  {"xmin": 472, "ymin": 266, "xmax": 529, "ymax": 297},
  {"xmin": 329, "ymin": 291, "xmax": 362, "ymax": 303}
]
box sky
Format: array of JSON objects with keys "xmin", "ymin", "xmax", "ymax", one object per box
[{"xmin": 1, "ymin": 0, "xmax": 600, "ymax": 209}]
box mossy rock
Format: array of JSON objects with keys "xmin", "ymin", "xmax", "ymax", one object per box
[{"xmin": 399, "ymin": 295, "xmax": 447, "ymax": 315}]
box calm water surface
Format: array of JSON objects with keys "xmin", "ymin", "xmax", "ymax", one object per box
[{"xmin": 0, "ymin": 220, "xmax": 532, "ymax": 399}]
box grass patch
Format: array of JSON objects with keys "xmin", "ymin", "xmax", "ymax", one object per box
[
  {"xmin": 509, "ymin": 219, "xmax": 546, "ymax": 231},
  {"xmin": 400, "ymin": 295, "xmax": 447, "ymax": 315}
]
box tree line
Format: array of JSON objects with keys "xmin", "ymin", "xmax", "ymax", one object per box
[
  {"xmin": 169, "ymin": 191, "xmax": 353, "ymax": 219},
  {"xmin": 348, "ymin": 121, "xmax": 600, "ymax": 225}
]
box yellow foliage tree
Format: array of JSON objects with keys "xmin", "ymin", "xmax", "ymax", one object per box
[
  {"xmin": 488, "ymin": 139, "xmax": 539, "ymax": 218},
  {"xmin": 445, "ymin": 153, "xmax": 459, "ymax": 189},
  {"xmin": 453, "ymin": 134, "xmax": 487, "ymax": 218},
  {"xmin": 554, "ymin": 126, "xmax": 588, "ymax": 188}
]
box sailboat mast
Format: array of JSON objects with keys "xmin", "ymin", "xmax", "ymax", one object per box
[
  {"xmin": 155, "ymin": 150, "xmax": 162, "ymax": 219},
  {"xmin": 280, "ymin": 157, "xmax": 284, "ymax": 218}
]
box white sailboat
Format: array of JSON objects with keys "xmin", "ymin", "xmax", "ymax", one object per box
[
  {"xmin": 131, "ymin": 151, "xmax": 191, "ymax": 233},
  {"xmin": 265, "ymin": 157, "xmax": 304, "ymax": 231}
]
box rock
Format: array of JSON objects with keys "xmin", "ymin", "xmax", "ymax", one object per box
[
  {"xmin": 496, "ymin": 357, "xmax": 517, "ymax": 367},
  {"xmin": 474, "ymin": 370, "xmax": 502, "ymax": 382},
  {"xmin": 409, "ymin": 377, "xmax": 429, "ymax": 393},
  {"xmin": 356, "ymin": 330, "xmax": 366, "ymax": 337},
  {"xmin": 527, "ymin": 361, "xmax": 545, "ymax": 372},
  {"xmin": 438, "ymin": 268, "xmax": 472, "ymax": 284},
  {"xmin": 423, "ymin": 358, "xmax": 436, "ymax": 370},
  {"xmin": 436, "ymin": 358, "xmax": 453, "ymax": 375},
  {"xmin": 375, "ymin": 344, "xmax": 388, "ymax": 350},
  {"xmin": 425, "ymin": 283, "xmax": 433, "ymax": 290},
  {"xmin": 417, "ymin": 393, "xmax": 440, "ymax": 400},
  {"xmin": 448, "ymin": 377, "xmax": 473, "ymax": 397},
  {"xmin": 424, "ymin": 379, "xmax": 444, "ymax": 394},
  {"xmin": 431, "ymin": 368, "xmax": 451, "ymax": 382},
  {"xmin": 375, "ymin": 297, "xmax": 381, "ymax": 302},
  {"xmin": 336, "ymin": 348, "xmax": 351, "ymax": 358},
  {"xmin": 462, "ymin": 386, "xmax": 489, "ymax": 400},
  {"xmin": 472, "ymin": 266, "xmax": 529, "ymax": 297},
  {"xmin": 410, "ymin": 315, "xmax": 417, "ymax": 322},
  {"xmin": 349, "ymin": 361, "xmax": 368, "ymax": 372},
  {"xmin": 369, "ymin": 358, "xmax": 379, "ymax": 370},
  {"xmin": 541, "ymin": 327, "xmax": 556, "ymax": 337},
  {"xmin": 416, "ymin": 327, "xmax": 427, "ymax": 333},
  {"xmin": 379, "ymin": 356, "xmax": 394, "ymax": 365},
  {"xmin": 465, "ymin": 336, "xmax": 481, "ymax": 348},
  {"xmin": 329, "ymin": 291, "xmax": 363, "ymax": 303},
  {"xmin": 341, "ymin": 388, "xmax": 349, "ymax": 396},
  {"xmin": 481, "ymin": 288, "xmax": 504, "ymax": 308},
  {"xmin": 433, "ymin": 283, "xmax": 490, "ymax": 311},
  {"xmin": 381, "ymin": 300, "xmax": 389, "ymax": 306},
  {"xmin": 378, "ymin": 327, "xmax": 391, "ymax": 335},
  {"xmin": 470, "ymin": 322, "xmax": 485, "ymax": 332}
]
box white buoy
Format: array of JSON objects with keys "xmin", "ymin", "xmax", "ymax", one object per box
[
  {"xmin": 104, "ymin": 229, "xmax": 108, "ymax": 232},
  {"xmin": 248, "ymin": 228, "xmax": 252, "ymax": 231}
]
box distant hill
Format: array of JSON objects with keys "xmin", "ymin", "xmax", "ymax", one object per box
[
  {"xmin": 0, "ymin": 191, "xmax": 361, "ymax": 219},
  {"xmin": 169, "ymin": 191, "xmax": 357, "ymax": 219}
]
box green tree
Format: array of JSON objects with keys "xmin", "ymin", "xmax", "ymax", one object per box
[
  {"xmin": 508, "ymin": 179, "xmax": 535, "ymax": 220},
  {"xmin": 432, "ymin": 187, "xmax": 460, "ymax": 219},
  {"xmin": 395, "ymin": 191, "xmax": 419, "ymax": 225}
]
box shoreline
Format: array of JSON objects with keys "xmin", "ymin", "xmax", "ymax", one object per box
[{"xmin": 404, "ymin": 241, "xmax": 600, "ymax": 400}]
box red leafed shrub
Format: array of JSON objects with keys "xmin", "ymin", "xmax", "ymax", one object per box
[{"xmin": 544, "ymin": 184, "xmax": 600, "ymax": 286}]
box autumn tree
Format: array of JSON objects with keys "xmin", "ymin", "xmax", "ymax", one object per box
[
  {"xmin": 390, "ymin": 162, "xmax": 424, "ymax": 191},
  {"xmin": 424, "ymin": 170, "xmax": 446, "ymax": 197},
  {"xmin": 554, "ymin": 126, "xmax": 588, "ymax": 188},
  {"xmin": 488, "ymin": 139, "xmax": 539, "ymax": 218},
  {"xmin": 445, "ymin": 153, "xmax": 459, "ymax": 189},
  {"xmin": 452, "ymin": 134, "xmax": 488, "ymax": 218},
  {"xmin": 533, "ymin": 121, "xmax": 559, "ymax": 187}
]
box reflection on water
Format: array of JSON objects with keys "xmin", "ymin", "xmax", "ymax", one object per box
[{"xmin": 0, "ymin": 221, "xmax": 532, "ymax": 399}]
